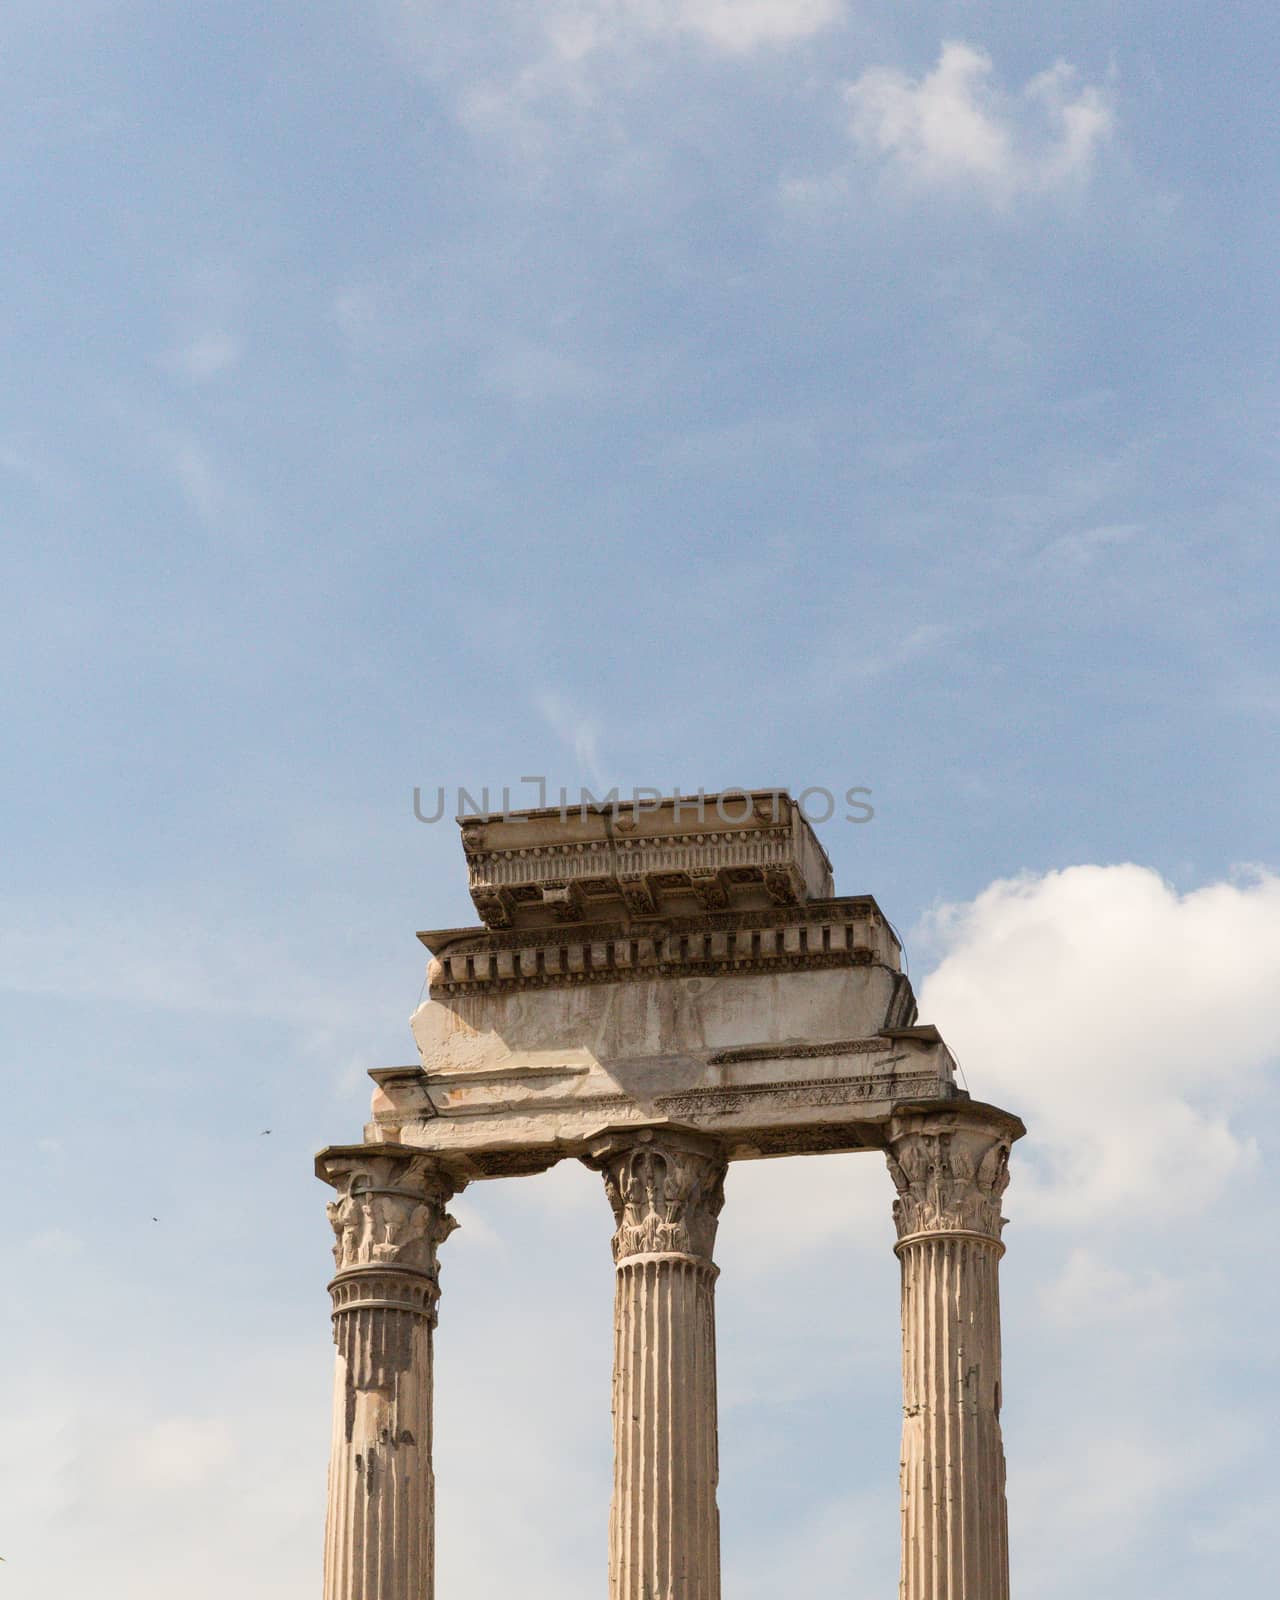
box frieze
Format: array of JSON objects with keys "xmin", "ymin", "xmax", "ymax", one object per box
[
  {"xmin": 655, "ymin": 1072, "xmax": 947, "ymax": 1119},
  {"xmin": 708, "ymin": 1036, "xmax": 900, "ymax": 1065},
  {"xmin": 414, "ymin": 1074, "xmax": 952, "ymax": 1128},
  {"xmin": 465, "ymin": 824, "xmax": 795, "ymax": 871},
  {"xmin": 466, "ymin": 832, "xmax": 811, "ymax": 927}
]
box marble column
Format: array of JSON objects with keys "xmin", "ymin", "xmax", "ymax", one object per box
[
  {"xmin": 885, "ymin": 1104, "xmax": 1024, "ymax": 1600},
  {"xmin": 586, "ymin": 1128, "xmax": 728, "ymax": 1600},
  {"xmin": 318, "ymin": 1147, "xmax": 463, "ymax": 1600}
]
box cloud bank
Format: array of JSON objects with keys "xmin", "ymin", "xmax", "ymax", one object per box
[{"xmin": 918, "ymin": 862, "xmax": 1280, "ymax": 1221}]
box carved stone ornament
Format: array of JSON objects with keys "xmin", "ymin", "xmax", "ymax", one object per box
[
  {"xmin": 618, "ymin": 873, "xmax": 657, "ymax": 915},
  {"xmin": 594, "ymin": 1133, "xmax": 727, "ymax": 1263},
  {"xmin": 884, "ymin": 1112, "xmax": 1013, "ymax": 1244},
  {"xmin": 323, "ymin": 1153, "xmax": 460, "ymax": 1277},
  {"xmin": 469, "ymin": 884, "xmax": 511, "ymax": 928},
  {"xmin": 689, "ymin": 868, "xmax": 729, "ymax": 910}
]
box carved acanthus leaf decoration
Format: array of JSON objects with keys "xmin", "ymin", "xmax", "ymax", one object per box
[
  {"xmin": 599, "ymin": 1138, "xmax": 726, "ymax": 1263},
  {"xmin": 885, "ymin": 1122, "xmax": 1011, "ymax": 1242},
  {"xmin": 325, "ymin": 1155, "xmax": 459, "ymax": 1275}
]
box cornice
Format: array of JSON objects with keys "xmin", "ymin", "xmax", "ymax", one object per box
[
  {"xmin": 419, "ymin": 897, "xmax": 905, "ymax": 998},
  {"xmin": 419, "ymin": 894, "xmax": 890, "ymax": 953},
  {"xmin": 427, "ymin": 923, "xmax": 896, "ymax": 997},
  {"xmin": 454, "ymin": 793, "xmax": 834, "ymax": 928}
]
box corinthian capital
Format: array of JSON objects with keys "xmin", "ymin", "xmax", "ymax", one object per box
[
  {"xmin": 319, "ymin": 1146, "xmax": 462, "ymax": 1278},
  {"xmin": 884, "ymin": 1105, "xmax": 1024, "ymax": 1245},
  {"xmin": 588, "ymin": 1129, "xmax": 727, "ymax": 1264}
]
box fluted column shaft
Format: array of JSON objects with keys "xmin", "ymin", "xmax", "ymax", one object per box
[
  {"xmin": 319, "ymin": 1149, "xmax": 462, "ymax": 1600},
  {"xmin": 885, "ymin": 1105, "xmax": 1023, "ymax": 1600},
  {"xmin": 587, "ymin": 1129, "xmax": 728, "ymax": 1600}
]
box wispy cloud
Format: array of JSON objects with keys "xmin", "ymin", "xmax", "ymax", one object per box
[
  {"xmin": 532, "ymin": 687, "xmax": 608, "ymax": 786},
  {"xmin": 163, "ymin": 331, "xmax": 244, "ymax": 384},
  {"xmin": 620, "ymin": 0, "xmax": 843, "ymax": 54},
  {"xmin": 168, "ymin": 434, "xmax": 228, "ymax": 528},
  {"xmin": 396, "ymin": 0, "xmax": 842, "ymax": 73},
  {"xmin": 1039, "ymin": 520, "xmax": 1145, "ymax": 568},
  {"xmin": 109, "ymin": 398, "xmax": 271, "ymax": 547},
  {"xmin": 809, "ymin": 620, "xmax": 959, "ymax": 695},
  {"xmin": 480, "ymin": 336, "xmax": 604, "ymax": 403},
  {"xmin": 0, "ymin": 434, "xmax": 76, "ymax": 501},
  {"xmin": 390, "ymin": 0, "xmax": 844, "ymax": 150},
  {"xmin": 0, "ymin": 896, "xmax": 365, "ymax": 1029}
]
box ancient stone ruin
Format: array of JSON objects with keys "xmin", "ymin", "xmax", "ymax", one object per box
[{"xmin": 317, "ymin": 790, "xmax": 1025, "ymax": 1600}]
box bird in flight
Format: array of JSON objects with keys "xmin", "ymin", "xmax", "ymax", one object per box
[{"xmin": 260, "ymin": 1129, "xmax": 272, "ymax": 1136}]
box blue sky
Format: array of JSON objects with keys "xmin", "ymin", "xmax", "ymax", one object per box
[{"xmin": 2, "ymin": 3, "xmax": 1278, "ymax": 1596}]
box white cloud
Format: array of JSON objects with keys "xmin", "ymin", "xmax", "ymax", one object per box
[
  {"xmin": 846, "ymin": 42, "xmax": 1114, "ymax": 203},
  {"xmin": 917, "ymin": 864, "xmax": 1280, "ymax": 1223}
]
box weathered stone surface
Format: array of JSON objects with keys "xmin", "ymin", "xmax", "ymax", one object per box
[
  {"xmin": 585, "ymin": 1129, "xmax": 727, "ymax": 1600},
  {"xmin": 382, "ymin": 816, "xmax": 950, "ymax": 1170},
  {"xmin": 884, "ymin": 1106, "xmax": 1025, "ymax": 1600},
  {"xmin": 393, "ymin": 950, "xmax": 944, "ymax": 1168},
  {"xmin": 457, "ymin": 790, "xmax": 833, "ymax": 930},
  {"xmin": 318, "ymin": 1148, "xmax": 462, "ymax": 1600}
]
